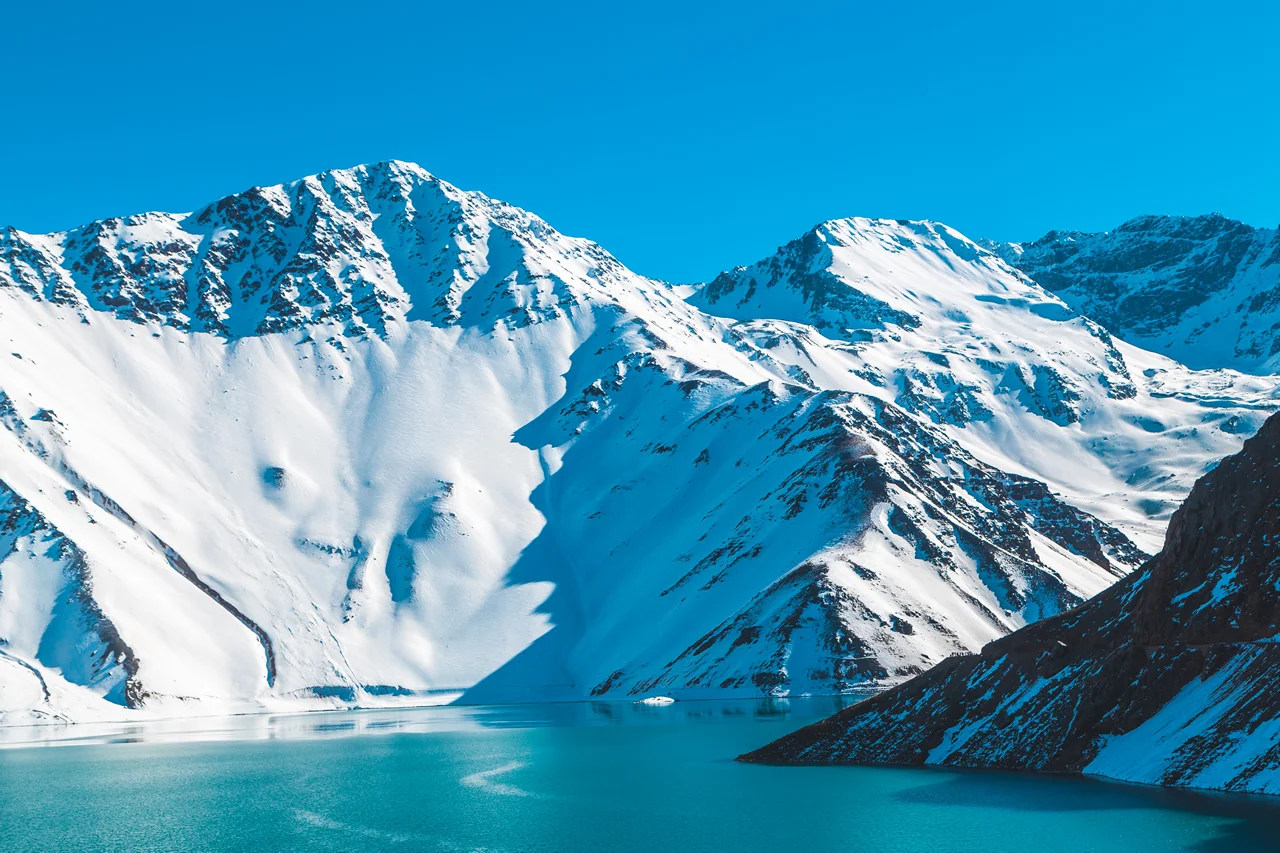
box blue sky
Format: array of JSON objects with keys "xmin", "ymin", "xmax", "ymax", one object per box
[{"xmin": 3, "ymin": 0, "xmax": 1277, "ymax": 281}]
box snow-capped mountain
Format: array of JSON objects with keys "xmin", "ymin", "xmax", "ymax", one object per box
[
  {"xmin": 0, "ymin": 161, "xmax": 639, "ymax": 335},
  {"xmin": 987, "ymin": 214, "xmax": 1280, "ymax": 373},
  {"xmin": 690, "ymin": 217, "xmax": 1278, "ymax": 547},
  {"xmin": 742, "ymin": 411, "xmax": 1280, "ymax": 795},
  {"xmin": 0, "ymin": 162, "xmax": 1275, "ymax": 724}
]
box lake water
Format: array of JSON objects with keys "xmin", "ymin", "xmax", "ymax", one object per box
[{"xmin": 1, "ymin": 698, "xmax": 1278, "ymax": 852}]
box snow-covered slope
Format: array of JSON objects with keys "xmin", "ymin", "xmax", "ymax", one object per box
[
  {"xmin": 691, "ymin": 218, "xmax": 1280, "ymax": 548},
  {"xmin": 0, "ymin": 164, "xmax": 1274, "ymax": 724},
  {"xmin": 987, "ymin": 214, "xmax": 1280, "ymax": 373},
  {"xmin": 742, "ymin": 411, "xmax": 1280, "ymax": 795}
]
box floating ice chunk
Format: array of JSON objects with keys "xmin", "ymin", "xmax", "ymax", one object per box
[{"xmin": 638, "ymin": 696, "xmax": 676, "ymax": 705}]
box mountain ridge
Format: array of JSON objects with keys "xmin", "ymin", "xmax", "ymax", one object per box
[
  {"xmin": 0, "ymin": 159, "xmax": 652, "ymax": 338},
  {"xmin": 984, "ymin": 213, "xmax": 1280, "ymax": 373},
  {"xmin": 739, "ymin": 410, "xmax": 1280, "ymax": 795}
]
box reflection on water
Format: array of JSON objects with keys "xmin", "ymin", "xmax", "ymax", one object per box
[{"xmin": 0, "ymin": 693, "xmax": 872, "ymax": 749}]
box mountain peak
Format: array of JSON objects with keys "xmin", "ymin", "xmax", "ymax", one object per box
[
  {"xmin": 0, "ymin": 161, "xmax": 645, "ymax": 338},
  {"xmin": 688, "ymin": 214, "xmax": 1054, "ymax": 342},
  {"xmin": 807, "ymin": 217, "xmax": 985, "ymax": 253}
]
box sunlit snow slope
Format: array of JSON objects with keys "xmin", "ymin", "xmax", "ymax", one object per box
[{"xmin": 0, "ymin": 163, "xmax": 1274, "ymax": 723}]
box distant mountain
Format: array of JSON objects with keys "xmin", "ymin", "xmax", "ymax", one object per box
[
  {"xmin": 986, "ymin": 214, "xmax": 1280, "ymax": 373},
  {"xmin": 741, "ymin": 411, "xmax": 1280, "ymax": 795},
  {"xmin": 0, "ymin": 165, "xmax": 1274, "ymax": 724}
]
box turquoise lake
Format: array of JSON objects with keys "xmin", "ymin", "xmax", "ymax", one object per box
[{"xmin": 1, "ymin": 698, "xmax": 1277, "ymax": 852}]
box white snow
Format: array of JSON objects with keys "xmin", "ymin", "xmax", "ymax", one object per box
[{"xmin": 0, "ymin": 165, "xmax": 1274, "ymax": 728}]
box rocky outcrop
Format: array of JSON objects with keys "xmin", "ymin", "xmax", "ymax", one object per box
[{"xmin": 741, "ymin": 412, "xmax": 1280, "ymax": 794}]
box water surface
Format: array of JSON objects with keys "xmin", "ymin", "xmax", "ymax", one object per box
[{"xmin": 1, "ymin": 698, "xmax": 1277, "ymax": 852}]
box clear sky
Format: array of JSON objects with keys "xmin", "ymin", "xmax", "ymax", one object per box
[{"xmin": 3, "ymin": 1, "xmax": 1277, "ymax": 282}]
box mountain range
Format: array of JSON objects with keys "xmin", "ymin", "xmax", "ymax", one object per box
[{"xmin": 0, "ymin": 161, "xmax": 1275, "ymax": 726}]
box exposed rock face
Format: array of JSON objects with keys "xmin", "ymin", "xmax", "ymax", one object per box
[
  {"xmin": 741, "ymin": 412, "xmax": 1280, "ymax": 794},
  {"xmin": 988, "ymin": 214, "xmax": 1280, "ymax": 373}
]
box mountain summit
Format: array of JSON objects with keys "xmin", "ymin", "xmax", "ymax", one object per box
[{"xmin": 1, "ymin": 160, "xmax": 646, "ymax": 337}]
